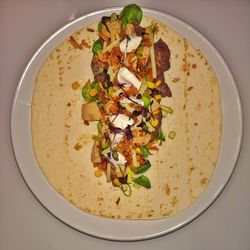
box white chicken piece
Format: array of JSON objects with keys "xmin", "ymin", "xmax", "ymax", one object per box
[
  {"xmin": 109, "ymin": 114, "xmax": 134, "ymax": 129},
  {"xmin": 103, "ymin": 151, "xmax": 127, "ymax": 166},
  {"xmin": 120, "ymin": 96, "xmax": 144, "ymax": 106},
  {"xmin": 119, "ymin": 35, "xmax": 142, "ymax": 53},
  {"xmin": 117, "ymin": 67, "xmax": 141, "ymax": 90},
  {"xmin": 110, "ymin": 132, "xmax": 125, "ymax": 147}
]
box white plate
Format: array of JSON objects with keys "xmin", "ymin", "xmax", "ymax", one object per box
[{"xmin": 11, "ymin": 8, "xmax": 243, "ymax": 241}]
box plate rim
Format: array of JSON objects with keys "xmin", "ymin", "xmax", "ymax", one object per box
[{"xmin": 11, "ymin": 7, "xmax": 243, "ymax": 241}]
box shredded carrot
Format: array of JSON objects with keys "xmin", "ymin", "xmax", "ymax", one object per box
[
  {"xmin": 148, "ymin": 145, "xmax": 159, "ymax": 151},
  {"xmin": 109, "ymin": 104, "xmax": 119, "ymax": 114},
  {"xmin": 111, "ymin": 95, "xmax": 121, "ymax": 102},
  {"xmin": 99, "ymin": 25, "xmax": 110, "ymax": 42},
  {"xmin": 97, "ymin": 51, "xmax": 110, "ymax": 63},
  {"xmin": 123, "ymin": 109, "xmax": 132, "ymax": 116},
  {"xmin": 110, "ymin": 46, "xmax": 123, "ymax": 69},
  {"xmin": 137, "ymin": 154, "xmax": 144, "ymax": 165},
  {"xmin": 147, "ymin": 68, "xmax": 153, "ymax": 80}
]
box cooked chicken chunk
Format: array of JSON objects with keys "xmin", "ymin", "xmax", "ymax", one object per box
[
  {"xmin": 91, "ymin": 140, "xmax": 102, "ymax": 164},
  {"xmin": 82, "ymin": 102, "xmax": 102, "ymax": 121}
]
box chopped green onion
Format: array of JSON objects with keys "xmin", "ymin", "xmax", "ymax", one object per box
[
  {"xmin": 97, "ymin": 121, "xmax": 103, "ymax": 134},
  {"xmin": 142, "ymin": 96, "xmax": 150, "ymax": 108},
  {"xmin": 136, "ymin": 162, "xmax": 151, "ymax": 174},
  {"xmin": 110, "ymin": 13, "xmax": 117, "ymax": 21},
  {"xmin": 118, "ymin": 164, "xmax": 126, "ymax": 173},
  {"xmin": 141, "ymin": 146, "xmax": 150, "ymax": 158},
  {"xmin": 158, "ymin": 128, "xmax": 166, "ymax": 142},
  {"xmin": 101, "ymin": 141, "xmax": 109, "ymax": 150},
  {"xmin": 108, "ymin": 86, "xmax": 115, "ymax": 95},
  {"xmin": 91, "ymin": 81, "xmax": 100, "ymax": 91},
  {"xmin": 101, "ymin": 147, "xmax": 110, "ymax": 156},
  {"xmin": 133, "ymin": 175, "xmax": 151, "ymax": 189},
  {"xmin": 93, "ymin": 66, "xmax": 104, "ymax": 76},
  {"xmin": 126, "ymin": 167, "xmax": 135, "ymax": 184},
  {"xmin": 92, "ymin": 39, "xmax": 103, "ymax": 55},
  {"xmin": 168, "ymin": 131, "xmax": 176, "ymax": 140},
  {"xmin": 133, "ymin": 182, "xmax": 142, "ymax": 189},
  {"xmin": 160, "ymin": 105, "xmax": 174, "ymax": 114},
  {"xmin": 145, "ymin": 122, "xmax": 154, "ymax": 133},
  {"xmin": 82, "ymin": 86, "xmax": 89, "ymax": 101},
  {"xmin": 82, "ymin": 86, "xmax": 98, "ymax": 101},
  {"xmin": 136, "ymin": 46, "xmax": 144, "ymax": 57},
  {"xmin": 112, "ymin": 151, "xmax": 119, "ymax": 161},
  {"xmin": 81, "ymin": 81, "xmax": 100, "ymax": 101},
  {"xmin": 93, "ymin": 135, "xmax": 103, "ymax": 141},
  {"xmin": 97, "ymin": 22, "xmax": 102, "ymax": 33}
]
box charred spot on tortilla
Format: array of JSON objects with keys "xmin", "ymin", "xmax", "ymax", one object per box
[
  {"xmin": 74, "ymin": 142, "xmax": 82, "ymax": 151},
  {"xmin": 187, "ymin": 86, "xmax": 194, "ymax": 91},
  {"xmin": 31, "ymin": 4, "xmax": 221, "ymax": 219},
  {"xmin": 172, "ymin": 77, "xmax": 180, "ymax": 83},
  {"xmin": 115, "ymin": 197, "xmax": 121, "ymax": 206}
]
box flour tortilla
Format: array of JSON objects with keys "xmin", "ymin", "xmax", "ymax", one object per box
[{"xmin": 31, "ymin": 16, "xmax": 221, "ymax": 219}]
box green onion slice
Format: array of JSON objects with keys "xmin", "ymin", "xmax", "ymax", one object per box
[
  {"xmin": 141, "ymin": 146, "xmax": 150, "ymax": 158},
  {"xmin": 142, "ymin": 96, "xmax": 150, "ymax": 108},
  {"xmin": 133, "ymin": 175, "xmax": 151, "ymax": 188},
  {"xmin": 158, "ymin": 128, "xmax": 166, "ymax": 142},
  {"xmin": 136, "ymin": 162, "xmax": 151, "ymax": 174},
  {"xmin": 160, "ymin": 105, "xmax": 174, "ymax": 114}
]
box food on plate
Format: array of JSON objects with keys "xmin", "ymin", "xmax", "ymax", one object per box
[
  {"xmin": 81, "ymin": 5, "xmax": 174, "ymax": 195},
  {"xmin": 32, "ymin": 4, "xmax": 221, "ymax": 219}
]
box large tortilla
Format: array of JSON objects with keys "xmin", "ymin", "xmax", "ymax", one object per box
[{"xmin": 31, "ymin": 16, "xmax": 221, "ymax": 219}]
